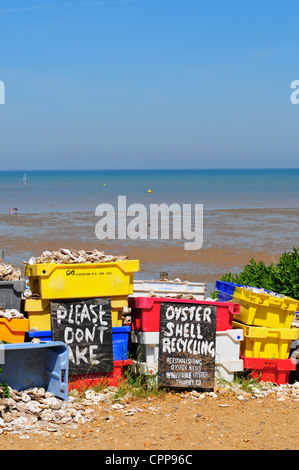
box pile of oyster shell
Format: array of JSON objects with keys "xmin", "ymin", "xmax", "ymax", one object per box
[
  {"xmin": 0, "ymin": 263, "xmax": 21, "ymax": 281},
  {"xmin": 0, "ymin": 309, "xmax": 25, "ymax": 320},
  {"xmin": 25, "ymin": 248, "xmax": 128, "ymax": 265},
  {"xmin": 292, "ymin": 312, "xmax": 299, "ymax": 329},
  {"xmin": 0, "ymin": 387, "xmax": 95, "ymax": 435}
]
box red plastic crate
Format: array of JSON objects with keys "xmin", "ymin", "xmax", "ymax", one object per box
[
  {"xmin": 129, "ymin": 297, "xmax": 240, "ymax": 332},
  {"xmin": 242, "ymin": 356, "xmax": 297, "ymax": 385},
  {"xmin": 68, "ymin": 360, "xmax": 132, "ymax": 392}
]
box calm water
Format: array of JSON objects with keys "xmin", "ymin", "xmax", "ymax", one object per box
[
  {"xmin": 1, "ymin": 169, "xmax": 298, "ymax": 293},
  {"xmin": 0, "ymin": 169, "xmax": 299, "ymax": 214}
]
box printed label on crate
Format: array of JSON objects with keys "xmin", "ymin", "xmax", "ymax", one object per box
[
  {"xmin": 158, "ymin": 301, "xmax": 217, "ymax": 390},
  {"xmin": 51, "ymin": 298, "xmax": 113, "ymax": 375}
]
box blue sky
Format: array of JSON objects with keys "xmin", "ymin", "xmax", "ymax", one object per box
[{"xmin": 0, "ymin": 0, "xmax": 298, "ymax": 170}]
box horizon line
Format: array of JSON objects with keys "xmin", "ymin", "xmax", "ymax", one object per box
[{"xmin": 1, "ymin": 167, "xmax": 299, "ymax": 172}]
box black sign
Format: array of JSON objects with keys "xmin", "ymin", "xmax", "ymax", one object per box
[
  {"xmin": 158, "ymin": 302, "xmax": 217, "ymax": 390},
  {"xmin": 51, "ymin": 298, "xmax": 113, "ymax": 375}
]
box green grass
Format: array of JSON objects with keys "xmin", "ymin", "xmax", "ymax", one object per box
[{"xmin": 112, "ymin": 361, "xmax": 168, "ymax": 403}]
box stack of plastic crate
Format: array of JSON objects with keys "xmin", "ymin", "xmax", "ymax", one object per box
[
  {"xmin": 132, "ymin": 279, "xmax": 207, "ymax": 299},
  {"xmin": 129, "ymin": 296, "xmax": 244, "ymax": 383},
  {"xmin": 24, "ymin": 259, "xmax": 140, "ymax": 386},
  {"xmin": 0, "ymin": 277, "xmax": 30, "ymax": 343},
  {"xmin": 230, "ymin": 285, "xmax": 299, "ymax": 385},
  {"xmin": 0, "ymin": 269, "xmax": 68, "ymax": 400}
]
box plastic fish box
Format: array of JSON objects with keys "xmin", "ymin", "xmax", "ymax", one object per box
[
  {"xmin": 215, "ymin": 280, "xmax": 241, "ymax": 302},
  {"xmin": 132, "ymin": 279, "xmax": 206, "ymax": 300},
  {"xmin": 215, "ymin": 281, "xmax": 275, "ymax": 302},
  {"xmin": 215, "ymin": 329, "xmax": 243, "ymax": 363},
  {"xmin": 130, "ymin": 331, "xmax": 160, "ymax": 363},
  {"xmin": 111, "ymin": 296, "xmax": 130, "ymax": 327},
  {"xmin": 0, "ymin": 278, "xmax": 26, "ymax": 311},
  {"xmin": 26, "ymin": 330, "xmax": 52, "ymax": 342},
  {"xmin": 289, "ymin": 340, "xmax": 299, "ymax": 384},
  {"xmin": 0, "ymin": 317, "xmax": 30, "ymax": 343},
  {"xmin": 233, "ymin": 320, "xmax": 299, "ymax": 359},
  {"xmin": 0, "ymin": 341, "xmax": 68, "ymax": 400},
  {"xmin": 130, "ymin": 329, "xmax": 243, "ymax": 365},
  {"xmin": 215, "ymin": 360, "xmax": 244, "ymax": 383},
  {"xmin": 215, "ymin": 329, "xmax": 244, "ymax": 382},
  {"xmin": 132, "ymin": 360, "xmax": 158, "ymax": 376},
  {"xmin": 129, "ymin": 297, "xmax": 240, "ymax": 332},
  {"xmin": 233, "ymin": 286, "xmax": 299, "ymax": 328},
  {"xmin": 24, "ymin": 298, "xmax": 51, "ymax": 331},
  {"xmin": 24, "ymin": 296, "xmax": 129, "ymax": 329},
  {"xmin": 241, "ymin": 356, "xmax": 297, "ymax": 385},
  {"xmin": 68, "ymin": 359, "xmax": 132, "ymax": 391},
  {"xmin": 25, "ymin": 260, "xmax": 140, "ymax": 299},
  {"xmin": 112, "ymin": 326, "xmax": 131, "ymax": 361},
  {"xmin": 132, "ymin": 360, "xmax": 158, "ymax": 384}
]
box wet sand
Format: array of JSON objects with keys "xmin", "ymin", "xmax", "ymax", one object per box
[{"xmin": 1, "ymin": 207, "xmax": 298, "ymax": 295}]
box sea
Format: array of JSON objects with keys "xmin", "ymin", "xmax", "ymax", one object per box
[
  {"xmin": 0, "ymin": 168, "xmax": 299, "ymax": 213},
  {"xmin": 1, "ymin": 169, "xmax": 299, "ymax": 293}
]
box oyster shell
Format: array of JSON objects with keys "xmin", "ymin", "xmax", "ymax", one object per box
[
  {"xmin": 0, "ymin": 309, "xmax": 25, "ymax": 320},
  {"xmin": 24, "ymin": 248, "xmax": 128, "ymax": 265},
  {"xmin": 0, "ymin": 263, "xmax": 21, "ymax": 281}
]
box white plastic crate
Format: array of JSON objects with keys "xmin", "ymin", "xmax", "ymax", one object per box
[
  {"xmin": 215, "ymin": 329, "xmax": 243, "ymax": 363},
  {"xmin": 132, "ymin": 279, "xmax": 206, "ymax": 300},
  {"xmin": 215, "ymin": 329, "xmax": 244, "ymax": 382},
  {"xmin": 215, "ymin": 360, "xmax": 244, "ymax": 382},
  {"xmin": 132, "ymin": 360, "xmax": 158, "ymax": 376},
  {"xmin": 131, "ymin": 329, "xmax": 244, "ymax": 383},
  {"xmin": 130, "ymin": 331, "xmax": 159, "ymax": 363},
  {"xmin": 132, "ymin": 361, "xmax": 159, "ymax": 384}
]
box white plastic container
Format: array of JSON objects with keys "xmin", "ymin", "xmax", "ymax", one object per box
[
  {"xmin": 132, "ymin": 360, "xmax": 159, "ymax": 384},
  {"xmin": 130, "ymin": 329, "xmax": 244, "ymax": 383},
  {"xmin": 215, "ymin": 360, "xmax": 244, "ymax": 382},
  {"xmin": 215, "ymin": 329, "xmax": 244, "ymax": 382},
  {"xmin": 132, "ymin": 360, "xmax": 158, "ymax": 376},
  {"xmin": 215, "ymin": 329, "xmax": 243, "ymax": 363},
  {"xmin": 130, "ymin": 331, "xmax": 159, "ymax": 363},
  {"xmin": 132, "ymin": 279, "xmax": 206, "ymax": 300}
]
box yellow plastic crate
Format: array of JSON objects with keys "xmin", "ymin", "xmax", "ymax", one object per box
[
  {"xmin": 25, "ymin": 260, "xmax": 140, "ymax": 300},
  {"xmin": 24, "ymin": 298, "xmax": 51, "ymax": 331},
  {"xmin": 233, "ymin": 320, "xmax": 299, "ymax": 360},
  {"xmin": 111, "ymin": 296, "xmax": 129, "ymax": 327},
  {"xmin": 24, "ymin": 296, "xmax": 129, "ymax": 329},
  {"xmin": 232, "ymin": 286, "xmax": 299, "ymax": 328},
  {"xmin": 0, "ymin": 318, "xmax": 30, "ymax": 343}
]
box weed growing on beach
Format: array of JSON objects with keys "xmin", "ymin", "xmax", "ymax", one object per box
[
  {"xmin": 0, "ymin": 366, "xmax": 10, "ymax": 399},
  {"xmin": 232, "ymin": 373, "xmax": 263, "ymax": 393},
  {"xmin": 216, "ymin": 371, "xmax": 262, "ymax": 394},
  {"xmin": 215, "ymin": 247, "xmax": 299, "ymax": 300},
  {"xmin": 112, "ymin": 357, "xmax": 167, "ymax": 403}
]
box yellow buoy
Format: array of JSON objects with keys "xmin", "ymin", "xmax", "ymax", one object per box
[{"xmin": 148, "ymin": 189, "xmax": 151, "ymax": 193}]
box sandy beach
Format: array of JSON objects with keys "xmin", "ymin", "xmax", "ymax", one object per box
[{"xmin": 2, "ymin": 207, "xmax": 298, "ymax": 295}]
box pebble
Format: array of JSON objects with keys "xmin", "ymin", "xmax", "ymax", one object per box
[
  {"xmin": 0, "ymin": 379, "xmax": 298, "ymax": 435},
  {"xmin": 0, "ymin": 386, "xmax": 97, "ymax": 435}
]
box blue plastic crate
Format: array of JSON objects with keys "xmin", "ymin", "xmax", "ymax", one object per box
[
  {"xmin": 215, "ymin": 280, "xmax": 240, "ymax": 295},
  {"xmin": 215, "ymin": 281, "xmax": 241, "ymax": 301},
  {"xmin": 215, "ymin": 280, "xmax": 277, "ymax": 302},
  {"xmin": 112, "ymin": 326, "xmax": 131, "ymax": 361},
  {"xmin": 27, "ymin": 330, "xmax": 52, "ymax": 342},
  {"xmin": 0, "ymin": 341, "xmax": 68, "ymax": 400}
]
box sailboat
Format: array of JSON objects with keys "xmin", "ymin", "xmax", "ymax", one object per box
[{"xmin": 23, "ymin": 173, "xmax": 27, "ymax": 184}]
